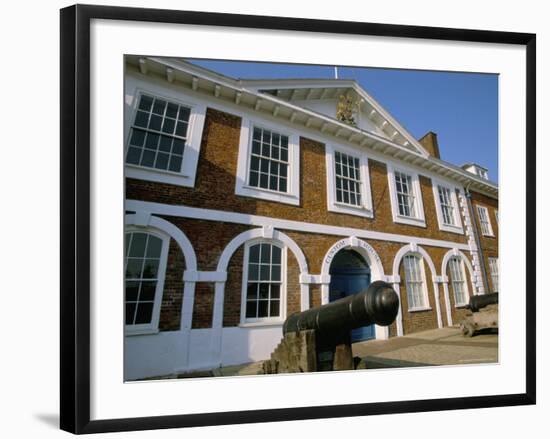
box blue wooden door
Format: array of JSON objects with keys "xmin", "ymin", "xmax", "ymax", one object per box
[{"xmin": 329, "ymin": 267, "xmax": 374, "ymax": 342}]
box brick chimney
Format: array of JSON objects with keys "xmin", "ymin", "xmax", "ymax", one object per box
[{"xmin": 418, "ymin": 131, "xmax": 441, "ymax": 159}]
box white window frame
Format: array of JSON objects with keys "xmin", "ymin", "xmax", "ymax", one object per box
[
  {"xmin": 235, "ymin": 117, "xmax": 300, "ymax": 205},
  {"xmin": 448, "ymin": 257, "xmax": 470, "ymax": 307},
  {"xmin": 240, "ymin": 240, "xmax": 287, "ymax": 326},
  {"xmin": 386, "ymin": 163, "xmax": 426, "ymax": 227},
  {"xmin": 432, "ymin": 179, "xmax": 464, "ymax": 234},
  {"xmin": 476, "ymin": 205, "xmax": 494, "ymax": 236},
  {"xmin": 488, "ymin": 257, "xmax": 499, "ymax": 292},
  {"xmin": 124, "ymin": 227, "xmax": 170, "ymax": 336},
  {"xmin": 124, "ymin": 75, "xmax": 207, "ymax": 188},
  {"xmin": 403, "ymin": 253, "xmax": 431, "ymax": 312},
  {"xmin": 325, "ymin": 143, "xmax": 373, "ymax": 218}
]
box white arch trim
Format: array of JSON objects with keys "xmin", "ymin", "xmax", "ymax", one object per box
[
  {"xmin": 125, "ymin": 213, "xmax": 198, "ymax": 271},
  {"xmin": 392, "ymin": 242, "xmax": 437, "ymax": 279},
  {"xmin": 319, "ymin": 236, "xmax": 388, "ymax": 340},
  {"xmin": 392, "ymin": 242, "xmax": 442, "ymax": 329},
  {"xmin": 441, "ymin": 248, "xmax": 475, "ymax": 287},
  {"xmin": 216, "ymin": 227, "xmax": 309, "ymax": 275},
  {"xmin": 320, "ymin": 236, "xmax": 386, "ymax": 281}
]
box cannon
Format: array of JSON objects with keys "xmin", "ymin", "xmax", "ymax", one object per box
[
  {"xmin": 460, "ymin": 292, "xmax": 498, "ymax": 337},
  {"xmin": 263, "ymin": 281, "xmax": 399, "ymax": 373},
  {"xmin": 466, "ymin": 292, "xmax": 498, "ymax": 312}
]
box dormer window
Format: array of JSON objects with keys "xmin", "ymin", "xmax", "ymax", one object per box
[{"xmin": 462, "ymin": 163, "xmax": 489, "ymax": 180}]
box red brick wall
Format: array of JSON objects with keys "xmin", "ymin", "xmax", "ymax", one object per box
[
  {"xmin": 152, "ymin": 216, "xmax": 475, "ymax": 335},
  {"xmin": 126, "ymin": 107, "xmax": 496, "ymax": 336},
  {"xmin": 126, "ymin": 107, "xmax": 469, "ymax": 246},
  {"xmin": 192, "ymin": 283, "xmax": 214, "ymax": 329}
]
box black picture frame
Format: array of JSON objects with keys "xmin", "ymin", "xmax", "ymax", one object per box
[{"xmin": 60, "ymin": 4, "xmax": 536, "ymax": 434}]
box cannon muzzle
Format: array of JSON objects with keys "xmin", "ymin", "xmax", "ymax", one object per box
[
  {"xmin": 283, "ymin": 281, "xmax": 399, "ymax": 336},
  {"xmin": 467, "ymin": 292, "xmax": 498, "ymax": 312}
]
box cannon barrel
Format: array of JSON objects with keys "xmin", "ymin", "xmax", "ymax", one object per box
[
  {"xmin": 283, "ymin": 281, "xmax": 399, "ymax": 336},
  {"xmin": 467, "ymin": 292, "xmax": 498, "ymax": 312}
]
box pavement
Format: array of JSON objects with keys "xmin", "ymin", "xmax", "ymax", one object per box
[
  {"xmin": 145, "ymin": 326, "xmax": 497, "ymax": 380},
  {"xmin": 352, "ymin": 326, "xmax": 498, "ymax": 369}
]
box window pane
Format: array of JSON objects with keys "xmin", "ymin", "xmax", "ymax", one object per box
[
  {"xmin": 259, "ymin": 173, "xmax": 268, "ymax": 188},
  {"xmin": 246, "ymin": 301, "xmax": 257, "ymax": 318},
  {"xmin": 142, "ymin": 259, "xmax": 159, "ymax": 278},
  {"xmin": 178, "ymin": 107, "xmax": 190, "ymax": 122},
  {"xmin": 172, "ymin": 138, "xmax": 185, "ymax": 155},
  {"xmin": 125, "ymin": 258, "xmax": 143, "ymax": 278},
  {"xmin": 269, "ymin": 175, "xmax": 278, "ymax": 191},
  {"xmin": 260, "ymin": 244, "xmax": 271, "ymax": 263},
  {"xmin": 271, "ymin": 284, "xmax": 280, "ymax": 299},
  {"xmin": 271, "ymin": 246, "xmax": 281, "ymax": 264},
  {"xmin": 247, "ymin": 284, "xmax": 258, "ymax": 300},
  {"xmin": 135, "ymin": 302, "xmax": 154, "ymax": 324},
  {"xmin": 130, "ymin": 129, "xmax": 146, "ymax": 147},
  {"xmin": 253, "ymin": 127, "xmax": 262, "ymax": 141},
  {"xmin": 126, "ymin": 147, "xmax": 141, "ymax": 165},
  {"xmin": 161, "ymin": 117, "xmax": 175, "ymax": 134},
  {"xmin": 125, "ymin": 281, "xmax": 140, "ymax": 302},
  {"xmin": 258, "ymin": 300, "xmax": 269, "ymax": 317},
  {"xmin": 249, "ymin": 244, "xmax": 260, "ymax": 262},
  {"xmin": 279, "ymin": 178, "xmax": 287, "ymax": 193},
  {"xmin": 126, "ymin": 303, "xmax": 136, "ymax": 324},
  {"xmin": 145, "ymin": 132, "xmax": 159, "ymax": 150},
  {"xmin": 155, "ymin": 152, "xmax": 169, "ymax": 170},
  {"xmin": 250, "ymin": 156, "xmax": 260, "ymax": 172},
  {"xmin": 249, "ymin": 171, "xmax": 259, "ymax": 187},
  {"xmin": 259, "ymin": 283, "xmax": 270, "ymax": 299},
  {"xmin": 175, "ymin": 122, "xmax": 188, "ymax": 137},
  {"xmin": 248, "ymin": 263, "xmax": 259, "ymax": 281},
  {"xmin": 152, "ymin": 99, "xmax": 166, "ymax": 115},
  {"xmin": 159, "ymin": 135, "xmax": 173, "ymax": 152},
  {"xmin": 129, "ymin": 233, "xmax": 147, "ymax": 256},
  {"xmin": 139, "ymin": 95, "xmax": 153, "ymax": 111},
  {"xmin": 149, "ymin": 114, "xmax": 162, "ymax": 131},
  {"xmin": 166, "ymin": 102, "xmax": 178, "ymax": 118},
  {"xmin": 134, "ymin": 111, "xmax": 149, "ymax": 128},
  {"xmin": 141, "ymin": 150, "xmax": 155, "ymax": 167},
  {"xmin": 139, "ymin": 281, "xmax": 157, "ymax": 301},
  {"xmin": 270, "ymin": 300, "xmax": 280, "ymax": 317},
  {"xmin": 251, "ymin": 140, "xmax": 261, "ymax": 155},
  {"xmin": 260, "ymin": 264, "xmax": 270, "ymax": 281},
  {"xmin": 169, "ymin": 155, "xmax": 182, "ymax": 172}
]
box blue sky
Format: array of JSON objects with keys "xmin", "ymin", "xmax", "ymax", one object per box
[{"xmin": 189, "ymin": 59, "xmax": 498, "ymax": 183}]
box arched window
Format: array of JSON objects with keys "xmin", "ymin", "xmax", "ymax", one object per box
[
  {"xmin": 403, "ymin": 254, "xmax": 430, "ymax": 310},
  {"xmin": 449, "ymin": 256, "xmax": 469, "ymax": 306},
  {"xmin": 125, "ymin": 230, "xmax": 169, "ymax": 333},
  {"xmin": 241, "ymin": 241, "xmax": 286, "ymax": 323}
]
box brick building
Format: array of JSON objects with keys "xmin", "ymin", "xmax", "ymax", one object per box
[{"xmin": 123, "ymin": 57, "xmax": 499, "ymax": 380}]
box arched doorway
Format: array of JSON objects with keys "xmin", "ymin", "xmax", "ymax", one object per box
[{"xmin": 329, "ymin": 249, "xmax": 374, "ymax": 342}]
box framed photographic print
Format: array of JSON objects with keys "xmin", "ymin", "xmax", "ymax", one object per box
[{"xmin": 60, "ymin": 4, "xmax": 536, "ymax": 434}]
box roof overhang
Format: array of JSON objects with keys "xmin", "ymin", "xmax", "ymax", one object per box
[{"xmin": 126, "ymin": 56, "xmax": 498, "ymax": 199}]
